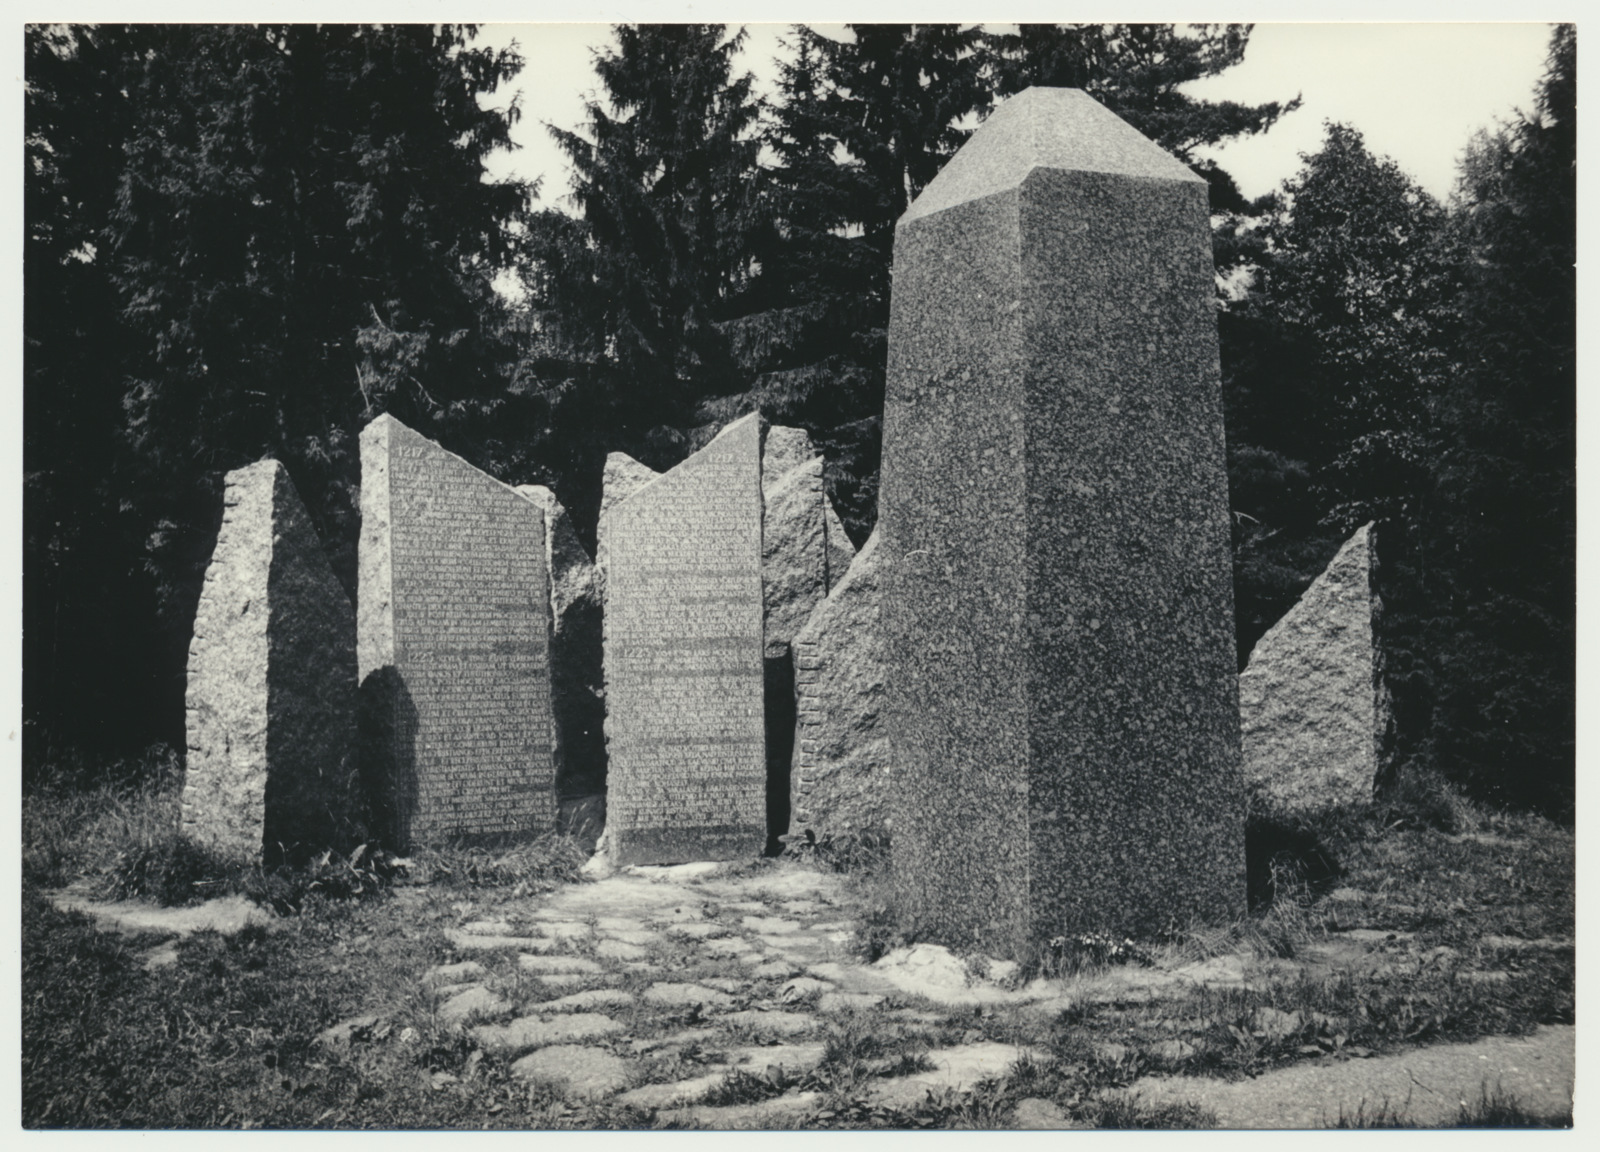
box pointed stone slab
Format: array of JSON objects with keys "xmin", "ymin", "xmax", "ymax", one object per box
[
  {"xmin": 515, "ymin": 485, "xmax": 606, "ymax": 801},
  {"xmin": 595, "ymin": 451, "xmax": 661, "ymax": 606},
  {"xmin": 603, "ymin": 413, "xmax": 766, "ymax": 865},
  {"xmin": 182, "ymin": 459, "xmax": 357, "ymax": 864},
  {"xmin": 790, "ymin": 528, "xmax": 888, "ymax": 846},
  {"xmin": 358, "ymin": 415, "xmax": 557, "ymax": 848},
  {"xmin": 1240, "ymin": 524, "xmax": 1389, "ymax": 811},
  {"xmin": 881, "ymin": 87, "xmax": 1243, "ymax": 954},
  {"xmin": 762, "ymin": 426, "xmax": 857, "ymax": 653}
]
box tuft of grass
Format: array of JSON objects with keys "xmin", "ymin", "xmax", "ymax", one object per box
[
  {"xmin": 407, "ymin": 835, "xmax": 589, "ymax": 892},
  {"xmin": 1455, "ymin": 1083, "xmax": 1572, "ymax": 1128},
  {"xmin": 1081, "ymin": 1093, "xmax": 1217, "ymax": 1129},
  {"xmin": 1377, "ymin": 764, "xmax": 1481, "ymax": 835},
  {"xmin": 1330, "ymin": 1083, "xmax": 1572, "ymax": 1129}
]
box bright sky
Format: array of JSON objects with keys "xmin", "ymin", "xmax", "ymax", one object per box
[{"xmin": 470, "ymin": 21, "xmax": 1556, "ymax": 211}]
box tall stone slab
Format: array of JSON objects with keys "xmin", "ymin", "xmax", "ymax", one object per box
[
  {"xmin": 790, "ymin": 528, "xmax": 889, "ymax": 847},
  {"xmin": 759, "ymin": 426, "xmax": 857, "ymax": 850},
  {"xmin": 595, "ymin": 452, "xmax": 661, "ymax": 606},
  {"xmin": 1240, "ymin": 524, "xmax": 1389, "ymax": 811},
  {"xmin": 182, "ymin": 459, "xmax": 357, "ymax": 864},
  {"xmin": 603, "ymin": 413, "xmax": 766, "ymax": 864},
  {"xmin": 514, "ymin": 485, "xmax": 606, "ymax": 802},
  {"xmin": 359, "ymin": 415, "xmax": 557, "ymax": 848},
  {"xmin": 880, "ymin": 88, "xmax": 1244, "ymax": 955}
]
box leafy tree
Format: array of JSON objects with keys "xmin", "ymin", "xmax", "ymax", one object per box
[
  {"xmin": 1219, "ymin": 123, "xmax": 1455, "ymax": 666},
  {"xmin": 1418, "ymin": 25, "xmax": 1575, "ymax": 816},
  {"xmin": 24, "ymin": 24, "xmax": 531, "ymax": 765}
]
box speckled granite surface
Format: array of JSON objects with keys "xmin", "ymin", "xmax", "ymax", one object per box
[
  {"xmin": 182, "ymin": 459, "xmax": 357, "ymax": 864},
  {"xmin": 880, "ymin": 88, "xmax": 1244, "ymax": 955},
  {"xmin": 1240, "ymin": 524, "xmax": 1387, "ymax": 811}
]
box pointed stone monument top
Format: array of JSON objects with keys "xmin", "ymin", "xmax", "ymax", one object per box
[{"xmin": 902, "ymin": 87, "xmax": 1202, "ymax": 225}]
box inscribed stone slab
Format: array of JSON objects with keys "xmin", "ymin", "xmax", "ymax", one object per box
[
  {"xmin": 515, "ymin": 484, "xmax": 606, "ymax": 800},
  {"xmin": 1240, "ymin": 524, "xmax": 1389, "ymax": 811},
  {"xmin": 603, "ymin": 413, "xmax": 766, "ymax": 864},
  {"xmin": 182, "ymin": 459, "xmax": 357, "ymax": 864},
  {"xmin": 595, "ymin": 451, "xmax": 660, "ymax": 606},
  {"xmin": 358, "ymin": 415, "xmax": 557, "ymax": 847},
  {"xmin": 789, "ymin": 528, "xmax": 888, "ymax": 846},
  {"xmin": 880, "ymin": 88, "xmax": 1244, "ymax": 955}
]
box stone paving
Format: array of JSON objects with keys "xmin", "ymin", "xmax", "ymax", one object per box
[
  {"xmin": 53, "ymin": 859, "xmax": 1574, "ymax": 1130},
  {"xmin": 391, "ymin": 861, "xmax": 1066, "ymax": 1126}
]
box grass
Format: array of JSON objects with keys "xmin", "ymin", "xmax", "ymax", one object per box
[
  {"xmin": 1330, "ymin": 1083, "xmax": 1573, "ymax": 1128},
  {"xmin": 22, "ymin": 758, "xmax": 1575, "ymax": 1130}
]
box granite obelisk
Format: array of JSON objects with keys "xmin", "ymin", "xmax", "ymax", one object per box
[{"xmin": 880, "ymin": 88, "xmax": 1244, "ymax": 955}]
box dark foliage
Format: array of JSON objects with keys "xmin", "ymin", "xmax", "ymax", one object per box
[
  {"xmin": 1418, "ymin": 26, "xmax": 1575, "ymax": 816},
  {"xmin": 25, "ymin": 24, "xmax": 532, "ymax": 762}
]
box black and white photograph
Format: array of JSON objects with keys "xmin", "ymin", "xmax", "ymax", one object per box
[{"xmin": 15, "ymin": 3, "xmax": 1580, "ymax": 1132}]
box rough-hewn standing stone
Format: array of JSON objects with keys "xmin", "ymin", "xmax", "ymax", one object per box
[
  {"xmin": 879, "ymin": 88, "xmax": 1244, "ymax": 955},
  {"xmin": 760, "ymin": 426, "xmax": 858, "ymax": 849},
  {"xmin": 182, "ymin": 459, "xmax": 357, "ymax": 864},
  {"xmin": 1240, "ymin": 524, "xmax": 1388, "ymax": 811},
  {"xmin": 603, "ymin": 414, "xmax": 766, "ymax": 864},
  {"xmin": 514, "ymin": 484, "xmax": 607, "ymax": 802},
  {"xmin": 358, "ymin": 415, "xmax": 557, "ymax": 848},
  {"xmin": 762, "ymin": 426, "xmax": 857, "ymax": 651},
  {"xmin": 595, "ymin": 451, "xmax": 661, "ymax": 606},
  {"xmin": 789, "ymin": 529, "xmax": 888, "ymax": 846}
]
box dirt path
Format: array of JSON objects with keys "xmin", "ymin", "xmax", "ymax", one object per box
[{"xmin": 1112, "ymin": 1025, "xmax": 1574, "ymax": 1128}]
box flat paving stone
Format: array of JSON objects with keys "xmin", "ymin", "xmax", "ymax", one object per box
[
  {"xmin": 629, "ymin": 1028, "xmax": 718, "ymax": 1055},
  {"xmin": 518, "ymin": 954, "xmax": 603, "ymax": 974},
  {"xmin": 535, "ymin": 973, "xmax": 603, "ymax": 991},
  {"xmin": 596, "ymin": 938, "xmax": 650, "ymax": 961},
  {"xmin": 605, "ymin": 929, "xmax": 660, "ymax": 946},
  {"xmin": 701, "ymin": 936, "xmax": 756, "ymax": 957},
  {"xmin": 742, "ymin": 915, "xmax": 803, "ymax": 934},
  {"xmin": 534, "ymin": 989, "xmax": 636, "ymax": 1013},
  {"xmin": 718, "ymin": 1010, "xmax": 819, "ymax": 1039},
  {"xmin": 510, "ymin": 1045, "xmax": 632, "ymax": 1099},
  {"xmin": 641, "ymin": 982, "xmax": 736, "ymax": 1010},
  {"xmin": 1012, "ymin": 1097, "xmax": 1083, "ymax": 1129},
  {"xmin": 615, "ymin": 1073, "xmax": 726, "ymax": 1110},
  {"xmin": 471, "ymin": 1012, "xmax": 624, "ymax": 1056},
  {"xmin": 50, "ymin": 892, "xmax": 271, "ymax": 938},
  {"xmin": 807, "ymin": 961, "xmax": 898, "ymax": 994},
  {"xmin": 725, "ymin": 1042, "xmax": 828, "ymax": 1075},
  {"xmin": 659, "ymin": 1090, "xmax": 822, "ymax": 1130},
  {"xmin": 447, "ymin": 929, "xmax": 549, "ymax": 952},
  {"xmin": 760, "ymin": 935, "xmax": 836, "ymax": 964},
  {"xmin": 630, "ymin": 863, "xmax": 724, "ymax": 881},
  {"xmin": 750, "ymin": 960, "xmax": 800, "ymax": 980},
  {"xmin": 819, "ymin": 991, "xmax": 884, "ymax": 1013},
  {"xmin": 426, "ymin": 960, "xmax": 489, "ymax": 987},
  {"xmin": 666, "ymin": 922, "xmax": 726, "ymax": 941},
  {"xmin": 538, "ymin": 921, "xmax": 593, "ymax": 941},
  {"xmin": 1114, "ymin": 1024, "xmax": 1575, "ymax": 1128},
  {"xmin": 437, "ymin": 986, "xmax": 508, "ymax": 1025},
  {"xmin": 868, "ymin": 1043, "xmax": 1051, "ymax": 1108},
  {"xmin": 460, "ymin": 919, "xmax": 514, "ymax": 935},
  {"xmin": 700, "ymin": 977, "xmax": 746, "ymax": 994},
  {"xmin": 595, "ymin": 916, "xmax": 647, "ymax": 932}
]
